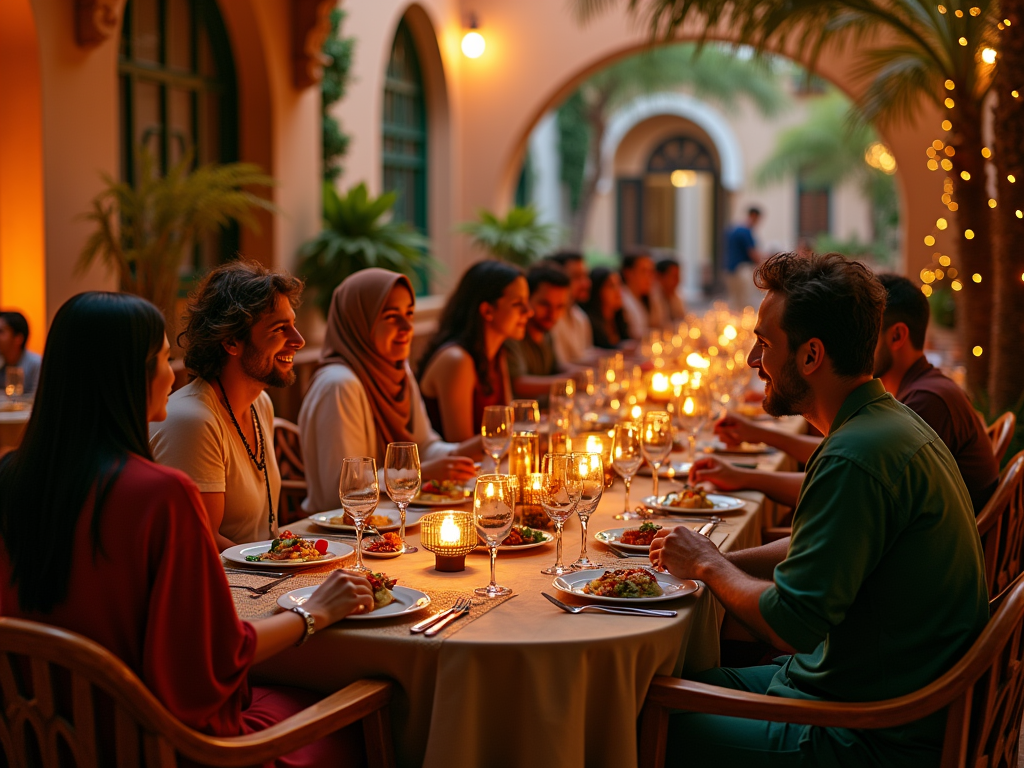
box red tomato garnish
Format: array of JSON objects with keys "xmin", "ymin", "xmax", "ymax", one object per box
[{"xmin": 314, "ymin": 539, "xmax": 329, "ymax": 554}]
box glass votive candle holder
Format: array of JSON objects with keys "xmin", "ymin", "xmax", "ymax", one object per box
[
  {"xmin": 576, "ymin": 431, "xmax": 616, "ymax": 488},
  {"xmin": 519, "ymin": 472, "xmax": 549, "ymax": 529},
  {"xmin": 419, "ymin": 511, "xmax": 477, "ymax": 572}
]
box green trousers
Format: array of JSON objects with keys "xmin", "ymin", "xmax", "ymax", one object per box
[{"xmin": 666, "ymin": 662, "xmax": 941, "ymax": 768}]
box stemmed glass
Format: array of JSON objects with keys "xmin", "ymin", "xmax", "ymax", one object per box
[
  {"xmin": 611, "ymin": 422, "xmax": 643, "ymax": 520},
  {"xmin": 511, "ymin": 399, "xmax": 540, "ymax": 433},
  {"xmin": 539, "ymin": 453, "xmax": 584, "ymax": 575},
  {"xmin": 641, "ymin": 411, "xmax": 674, "ymax": 501},
  {"xmin": 481, "ymin": 405, "xmax": 513, "ymax": 471},
  {"xmin": 569, "ymin": 452, "xmax": 604, "ymax": 570},
  {"xmin": 473, "ymin": 474, "xmax": 515, "ymax": 597},
  {"xmin": 675, "ymin": 383, "xmax": 712, "ymax": 463},
  {"xmin": 384, "ymin": 441, "xmax": 420, "ymax": 554},
  {"xmin": 549, "ymin": 378, "xmax": 576, "ymax": 413},
  {"xmin": 339, "ymin": 457, "xmax": 379, "ymax": 573}
]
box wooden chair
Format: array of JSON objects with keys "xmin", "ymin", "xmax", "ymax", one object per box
[
  {"xmin": 0, "ymin": 617, "xmax": 396, "ymax": 767},
  {"xmin": 273, "ymin": 417, "xmax": 308, "ymax": 526},
  {"xmin": 638, "ymin": 575, "xmax": 1024, "ymax": 768},
  {"xmin": 988, "ymin": 411, "xmax": 1016, "ymax": 464},
  {"xmin": 976, "ymin": 449, "xmax": 1024, "ymax": 600}
]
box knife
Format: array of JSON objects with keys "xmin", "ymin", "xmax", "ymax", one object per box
[
  {"xmin": 410, "ymin": 606, "xmax": 459, "ymax": 634},
  {"xmin": 424, "ymin": 604, "xmax": 470, "ymax": 637},
  {"xmin": 224, "ymin": 568, "xmax": 286, "ymax": 578}
]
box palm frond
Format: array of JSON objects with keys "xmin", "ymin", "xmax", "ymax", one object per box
[{"xmin": 458, "ymin": 205, "xmax": 560, "ymax": 266}]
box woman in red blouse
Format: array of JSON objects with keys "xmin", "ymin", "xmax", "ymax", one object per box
[{"xmin": 0, "ymin": 292, "xmax": 376, "ymax": 767}]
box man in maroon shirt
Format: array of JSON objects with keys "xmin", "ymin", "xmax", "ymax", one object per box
[{"xmin": 695, "ymin": 274, "xmax": 999, "ymax": 514}]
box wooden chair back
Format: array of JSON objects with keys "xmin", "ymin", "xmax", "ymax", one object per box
[
  {"xmin": 988, "ymin": 411, "xmax": 1016, "ymax": 464},
  {"xmin": 273, "ymin": 417, "xmax": 308, "ymax": 526},
  {"xmin": 640, "ymin": 575, "xmax": 1024, "ymax": 768},
  {"xmin": 0, "ymin": 617, "xmax": 395, "ymax": 768},
  {"xmin": 976, "ymin": 450, "xmax": 1024, "ymax": 600}
]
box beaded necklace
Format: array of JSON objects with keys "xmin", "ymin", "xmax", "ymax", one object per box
[{"xmin": 215, "ymin": 378, "xmax": 275, "ymax": 533}]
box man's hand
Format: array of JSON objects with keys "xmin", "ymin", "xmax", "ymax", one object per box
[
  {"xmin": 689, "ymin": 456, "xmax": 751, "ymax": 491},
  {"xmin": 714, "ymin": 410, "xmax": 761, "ymax": 447},
  {"xmin": 649, "ymin": 525, "xmax": 723, "ymax": 580}
]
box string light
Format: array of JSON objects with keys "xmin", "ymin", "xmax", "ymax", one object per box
[
  {"xmin": 945, "ymin": 97, "xmax": 955, "ymax": 108},
  {"xmin": 961, "ymin": 170, "xmax": 971, "ymax": 180},
  {"xmin": 955, "ymin": 9, "xmax": 963, "ymax": 16},
  {"xmin": 938, "ymin": 4, "xmax": 947, "ymax": 12},
  {"xmin": 945, "ymin": 79, "xmax": 955, "ymax": 89},
  {"xmin": 973, "ymin": 346, "xmax": 983, "ymax": 356},
  {"xmin": 989, "ymin": 198, "xmax": 998, "ymax": 207},
  {"xmin": 982, "ymin": 147, "xmax": 992, "ymax": 158},
  {"xmin": 959, "ymin": 37, "xmax": 968, "ymax": 46},
  {"xmin": 937, "ymin": 217, "xmax": 948, "ymax": 229},
  {"xmin": 927, "ymin": 147, "xmax": 937, "ymax": 157},
  {"xmin": 943, "ymin": 193, "xmax": 953, "ymax": 203},
  {"xmin": 922, "ymin": 284, "xmax": 934, "ymax": 297},
  {"xmin": 1010, "ymin": 174, "xmax": 1017, "ymax": 183},
  {"xmin": 982, "ymin": 48, "xmax": 997, "ymax": 64},
  {"xmin": 1018, "ymin": 210, "xmax": 1023, "ymax": 218},
  {"xmin": 949, "ymin": 202, "xmax": 959, "ymax": 211},
  {"xmin": 944, "ymin": 146, "xmax": 955, "ymax": 156},
  {"xmin": 970, "ymin": 6, "xmax": 981, "ymax": 14},
  {"xmin": 935, "ymin": 268, "xmax": 945, "ymax": 279},
  {"xmin": 938, "ymin": 255, "xmax": 951, "ymax": 266},
  {"xmin": 933, "ymin": 140, "xmax": 944, "ymax": 150},
  {"xmin": 921, "ymin": 269, "xmax": 936, "ymax": 283},
  {"xmin": 941, "ymin": 158, "xmax": 953, "ymax": 171},
  {"xmin": 942, "ymin": 119, "xmax": 953, "ymax": 130},
  {"xmin": 948, "ymin": 268, "xmax": 958, "ymax": 278},
  {"xmin": 973, "ymin": 273, "xmax": 982, "ymax": 282},
  {"xmin": 928, "ymin": 159, "xmax": 940, "ymax": 170},
  {"xmin": 965, "ymin": 229, "xmax": 975, "ymax": 239},
  {"xmin": 924, "ymin": 235, "xmax": 936, "ymax": 246},
  {"xmin": 1014, "ymin": 90, "xmax": 1021, "ymax": 99},
  {"xmin": 1006, "ymin": 18, "xmax": 1012, "ymax": 25},
  {"xmin": 952, "ymin": 279, "xmax": 963, "ymax": 291}
]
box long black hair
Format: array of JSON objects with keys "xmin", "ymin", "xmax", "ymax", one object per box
[
  {"xmin": 419, "ymin": 260, "xmax": 523, "ymax": 395},
  {"xmin": 583, "ymin": 267, "xmax": 630, "ymax": 349},
  {"xmin": 0, "ymin": 292, "xmax": 165, "ymax": 613}
]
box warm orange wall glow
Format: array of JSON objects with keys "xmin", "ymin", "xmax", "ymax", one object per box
[{"xmin": 0, "ymin": 0, "xmax": 46, "ymax": 352}]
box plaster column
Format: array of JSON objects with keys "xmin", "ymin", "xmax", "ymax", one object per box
[
  {"xmin": 675, "ymin": 171, "xmax": 714, "ymax": 303},
  {"xmin": 527, "ymin": 111, "xmax": 563, "ymax": 228}
]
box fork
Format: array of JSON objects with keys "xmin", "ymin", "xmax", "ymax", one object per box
[
  {"xmin": 228, "ymin": 573, "xmax": 295, "ymax": 598},
  {"xmin": 542, "ymin": 592, "xmax": 676, "ymax": 617},
  {"xmin": 411, "ymin": 597, "xmax": 471, "ymax": 634},
  {"xmin": 424, "ymin": 599, "xmax": 472, "ymax": 637}
]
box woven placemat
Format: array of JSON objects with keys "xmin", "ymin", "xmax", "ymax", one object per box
[{"xmin": 227, "ymin": 558, "xmax": 515, "ymax": 641}]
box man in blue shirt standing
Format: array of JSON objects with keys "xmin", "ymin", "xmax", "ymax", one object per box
[{"xmin": 725, "ymin": 206, "xmax": 763, "ymax": 309}]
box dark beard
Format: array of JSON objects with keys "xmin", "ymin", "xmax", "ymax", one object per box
[
  {"xmin": 763, "ymin": 353, "xmax": 811, "ymax": 417},
  {"xmin": 241, "ymin": 343, "xmax": 295, "ymax": 388}
]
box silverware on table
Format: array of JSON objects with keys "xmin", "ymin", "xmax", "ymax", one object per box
[
  {"xmin": 424, "ymin": 599, "xmax": 472, "ymax": 637},
  {"xmin": 229, "ymin": 573, "xmax": 295, "ymax": 599},
  {"xmin": 224, "ymin": 568, "xmax": 286, "ymax": 578},
  {"xmin": 410, "ymin": 597, "xmax": 471, "ymax": 634},
  {"xmin": 605, "ymin": 543, "xmax": 651, "ymax": 559},
  {"xmin": 542, "ymin": 592, "xmax": 676, "ymax": 617}
]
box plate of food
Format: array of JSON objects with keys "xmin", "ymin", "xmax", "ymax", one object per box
[
  {"xmin": 306, "ymin": 509, "xmax": 424, "ymax": 533},
  {"xmin": 595, "ymin": 522, "xmax": 664, "ymax": 552},
  {"xmin": 276, "ymin": 574, "xmax": 430, "ymax": 620},
  {"xmin": 643, "ymin": 489, "xmax": 747, "ymax": 514},
  {"xmin": 709, "ymin": 442, "xmax": 775, "ymax": 455},
  {"xmin": 222, "ymin": 531, "xmax": 353, "ymax": 568},
  {"xmin": 638, "ymin": 460, "xmax": 693, "ymax": 478},
  {"xmin": 411, "ymin": 480, "xmax": 472, "ymax": 506},
  {"xmin": 361, "ymin": 532, "xmax": 406, "ymax": 559},
  {"xmin": 553, "ymin": 568, "xmax": 699, "ymax": 604},
  {"xmin": 474, "ymin": 525, "xmax": 554, "ymax": 551}
]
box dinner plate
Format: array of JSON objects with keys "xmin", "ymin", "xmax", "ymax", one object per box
[
  {"xmin": 553, "ymin": 569, "xmax": 699, "ymax": 604},
  {"xmin": 637, "ymin": 460, "xmax": 692, "ymax": 478},
  {"xmin": 709, "ymin": 442, "xmax": 775, "ymax": 455},
  {"xmin": 595, "ymin": 526, "xmax": 662, "ymax": 552},
  {"xmin": 277, "ymin": 585, "xmax": 431, "ymax": 620},
  {"xmin": 473, "ymin": 530, "xmax": 554, "ymax": 552},
  {"xmin": 643, "ymin": 493, "xmax": 747, "ymax": 515},
  {"xmin": 222, "ymin": 539, "xmax": 353, "ymax": 568},
  {"xmin": 307, "ymin": 509, "xmax": 424, "ymax": 533},
  {"xmin": 410, "ymin": 492, "xmax": 471, "ymax": 507},
  {"xmin": 361, "ymin": 538, "xmax": 406, "ymax": 559}
]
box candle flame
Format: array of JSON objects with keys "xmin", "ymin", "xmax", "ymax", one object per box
[
  {"xmin": 439, "ymin": 514, "xmax": 461, "ymax": 544},
  {"xmin": 586, "ymin": 435, "xmax": 603, "ymax": 453},
  {"xmin": 687, "ymin": 352, "xmax": 710, "ymax": 369},
  {"xmin": 651, "ymin": 372, "xmax": 670, "ymax": 392},
  {"xmin": 683, "ymin": 396, "xmax": 695, "ymax": 415},
  {"xmin": 723, "ymin": 324, "xmax": 738, "ymax": 340},
  {"xmin": 631, "ymin": 404, "xmax": 642, "ymax": 419}
]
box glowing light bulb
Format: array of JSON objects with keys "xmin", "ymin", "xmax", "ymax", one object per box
[
  {"xmin": 924, "ymin": 235, "xmax": 936, "ymax": 246},
  {"xmin": 945, "ymin": 79, "xmax": 955, "ymax": 90},
  {"xmin": 982, "ymin": 47, "xmax": 997, "ymax": 63},
  {"xmin": 973, "ymin": 273, "xmax": 982, "ymax": 282},
  {"xmin": 982, "ymin": 147, "xmax": 992, "ymax": 158},
  {"xmin": 965, "ymin": 229, "xmax": 975, "ymax": 239},
  {"xmin": 942, "ymin": 120, "xmax": 952, "ymax": 130},
  {"xmin": 922, "ymin": 284, "xmax": 933, "ymax": 297},
  {"xmin": 440, "ymin": 515, "xmax": 461, "ymax": 544},
  {"xmin": 973, "ymin": 346, "xmax": 983, "ymax": 356},
  {"xmin": 961, "ymin": 171, "xmax": 971, "ymax": 180},
  {"xmin": 461, "ymin": 30, "xmax": 486, "ymax": 58},
  {"xmin": 936, "ymin": 217, "xmax": 948, "ymax": 230}
]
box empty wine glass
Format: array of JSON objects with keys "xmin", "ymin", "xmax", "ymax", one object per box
[
  {"xmin": 511, "ymin": 399, "xmax": 540, "ymax": 433},
  {"xmin": 549, "ymin": 378, "xmax": 576, "ymax": 413},
  {"xmin": 339, "ymin": 457, "xmax": 379, "ymax": 573},
  {"xmin": 539, "ymin": 453, "xmax": 583, "ymax": 575},
  {"xmin": 481, "ymin": 405, "xmax": 513, "ymax": 471},
  {"xmin": 548, "ymin": 404, "xmax": 573, "ymax": 455},
  {"xmin": 674, "ymin": 383, "xmax": 712, "ymax": 463},
  {"xmin": 384, "ymin": 442, "xmax": 420, "ymax": 554},
  {"xmin": 473, "ymin": 474, "xmax": 515, "ymax": 597},
  {"xmin": 4, "ymin": 367, "xmax": 23, "ymax": 398},
  {"xmin": 569, "ymin": 452, "xmax": 604, "ymax": 570},
  {"xmin": 573, "ymin": 369, "xmax": 596, "ymax": 418},
  {"xmin": 641, "ymin": 411, "xmax": 673, "ymax": 501},
  {"xmin": 611, "ymin": 422, "xmax": 643, "ymax": 520}
]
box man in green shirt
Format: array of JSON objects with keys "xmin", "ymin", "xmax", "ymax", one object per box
[{"xmin": 650, "ymin": 252, "xmax": 988, "ymax": 767}]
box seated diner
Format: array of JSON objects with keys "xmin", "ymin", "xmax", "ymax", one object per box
[{"xmin": 582, "ymin": 266, "xmax": 631, "ymax": 350}]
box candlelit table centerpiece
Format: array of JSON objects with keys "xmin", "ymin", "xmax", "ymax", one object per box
[{"xmin": 419, "ymin": 511, "xmax": 477, "ymax": 571}]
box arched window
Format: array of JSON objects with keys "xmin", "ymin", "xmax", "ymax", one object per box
[
  {"xmin": 119, "ymin": 0, "xmax": 238, "ymax": 271},
  {"xmin": 383, "ymin": 19, "xmax": 428, "ymax": 236}
]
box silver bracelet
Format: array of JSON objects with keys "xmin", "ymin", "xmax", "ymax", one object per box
[{"xmin": 290, "ymin": 606, "xmax": 315, "ymax": 646}]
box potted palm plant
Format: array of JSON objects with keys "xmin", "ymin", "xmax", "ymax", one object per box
[
  {"xmin": 297, "ymin": 182, "xmax": 432, "ymax": 317},
  {"xmin": 459, "ymin": 205, "xmax": 559, "ymax": 266},
  {"xmin": 78, "ymin": 147, "xmax": 276, "ymax": 336}
]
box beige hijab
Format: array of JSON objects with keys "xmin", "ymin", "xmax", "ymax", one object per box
[{"xmin": 319, "ymin": 269, "xmax": 417, "ymax": 458}]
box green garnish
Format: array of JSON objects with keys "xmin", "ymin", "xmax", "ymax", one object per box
[
  {"xmin": 638, "ymin": 522, "xmax": 662, "ymax": 533},
  {"xmin": 516, "ymin": 526, "xmax": 545, "ymax": 543}
]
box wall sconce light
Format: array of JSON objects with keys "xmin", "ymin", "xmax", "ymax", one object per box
[{"xmin": 461, "ymin": 14, "xmax": 486, "ymax": 59}]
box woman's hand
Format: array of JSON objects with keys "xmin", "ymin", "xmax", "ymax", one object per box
[
  {"xmin": 688, "ymin": 456, "xmax": 750, "ymax": 492},
  {"xmin": 302, "ymin": 570, "xmax": 375, "ymax": 626},
  {"xmin": 422, "ymin": 455, "xmax": 478, "ymax": 483}
]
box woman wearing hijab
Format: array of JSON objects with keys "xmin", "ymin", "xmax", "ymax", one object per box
[{"xmin": 299, "ymin": 269, "xmax": 480, "ymax": 513}]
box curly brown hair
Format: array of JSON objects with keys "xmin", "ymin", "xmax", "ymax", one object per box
[
  {"xmin": 178, "ymin": 260, "xmax": 303, "ymax": 381},
  {"xmin": 753, "ymin": 252, "xmax": 884, "ymax": 378}
]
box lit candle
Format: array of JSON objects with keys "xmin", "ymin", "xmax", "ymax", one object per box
[
  {"xmin": 440, "ymin": 514, "xmax": 460, "ymax": 544},
  {"xmin": 585, "ymin": 434, "xmax": 604, "ymax": 454}
]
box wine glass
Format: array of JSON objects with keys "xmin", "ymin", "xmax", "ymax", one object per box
[
  {"xmin": 473, "ymin": 474, "xmax": 515, "ymax": 597},
  {"xmin": 339, "ymin": 457, "xmax": 379, "ymax": 573},
  {"xmin": 573, "ymin": 369, "xmax": 596, "ymax": 418},
  {"xmin": 539, "ymin": 453, "xmax": 583, "ymax": 575},
  {"xmin": 568, "ymin": 452, "xmax": 604, "ymax": 570},
  {"xmin": 549, "ymin": 378, "xmax": 576, "ymax": 413},
  {"xmin": 611, "ymin": 422, "xmax": 643, "ymax": 520},
  {"xmin": 481, "ymin": 405, "xmax": 513, "ymax": 471},
  {"xmin": 384, "ymin": 442, "xmax": 420, "ymax": 554},
  {"xmin": 674, "ymin": 383, "xmax": 712, "ymax": 463},
  {"xmin": 511, "ymin": 399, "xmax": 540, "ymax": 433},
  {"xmin": 548, "ymin": 404, "xmax": 573, "ymax": 455},
  {"xmin": 641, "ymin": 411, "xmax": 673, "ymax": 501}
]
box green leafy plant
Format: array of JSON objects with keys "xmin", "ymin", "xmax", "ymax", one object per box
[
  {"xmin": 321, "ymin": 9, "xmax": 355, "ymax": 181},
  {"xmin": 459, "ymin": 206, "xmax": 559, "ymax": 267},
  {"xmin": 78, "ymin": 147, "xmax": 275, "ymax": 332},
  {"xmin": 298, "ymin": 182, "xmax": 432, "ymax": 316}
]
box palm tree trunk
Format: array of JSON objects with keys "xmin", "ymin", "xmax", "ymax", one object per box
[
  {"xmin": 989, "ymin": 3, "xmax": 1024, "ymax": 414},
  {"xmin": 949, "ymin": 98, "xmax": 994, "ymax": 398},
  {"xmin": 569, "ymin": 94, "xmax": 612, "ymax": 250}
]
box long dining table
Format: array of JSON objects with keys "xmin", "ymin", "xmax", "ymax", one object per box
[{"xmin": 238, "ymin": 417, "xmax": 803, "ymax": 768}]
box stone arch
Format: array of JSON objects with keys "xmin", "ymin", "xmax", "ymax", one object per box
[
  {"xmin": 0, "ymin": 0, "xmax": 46, "ymax": 348},
  {"xmin": 597, "ymin": 92, "xmax": 745, "ymax": 195}
]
